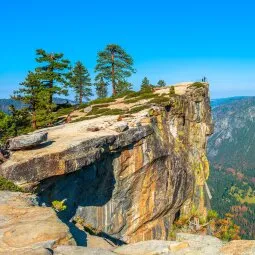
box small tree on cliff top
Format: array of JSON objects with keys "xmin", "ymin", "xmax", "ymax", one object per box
[
  {"xmin": 157, "ymin": 80, "xmax": 166, "ymax": 87},
  {"xmin": 35, "ymin": 49, "xmax": 71, "ymax": 104},
  {"xmin": 95, "ymin": 77, "xmax": 108, "ymax": 98},
  {"xmin": 70, "ymin": 61, "xmax": 93, "ymax": 104},
  {"xmin": 12, "ymin": 71, "xmax": 42, "ymax": 129},
  {"xmin": 141, "ymin": 77, "xmax": 152, "ymax": 92}
]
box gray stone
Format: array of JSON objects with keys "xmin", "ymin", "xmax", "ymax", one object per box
[
  {"xmin": 175, "ymin": 233, "xmax": 223, "ymax": 255},
  {"xmin": 54, "ymin": 246, "xmax": 116, "ymax": 255},
  {"xmin": 84, "ymin": 106, "xmax": 93, "ymax": 114},
  {"xmin": 6, "ymin": 132, "xmax": 48, "ymax": 151},
  {"xmin": 114, "ymin": 240, "xmax": 189, "ymax": 255},
  {"xmin": 111, "ymin": 121, "xmax": 129, "ymax": 132}
]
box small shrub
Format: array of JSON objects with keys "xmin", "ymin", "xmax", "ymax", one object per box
[
  {"xmin": 103, "ymin": 108, "xmax": 125, "ymax": 115},
  {"xmin": 112, "ymin": 90, "xmax": 136, "ymax": 99},
  {"xmin": 55, "ymin": 107, "xmax": 74, "ymax": 117},
  {"xmin": 138, "ymin": 92, "xmax": 158, "ymax": 100},
  {"xmin": 128, "ymin": 105, "xmax": 148, "ymax": 114},
  {"xmin": 89, "ymin": 97, "xmax": 115, "ymax": 105},
  {"xmin": 207, "ymin": 210, "xmax": 219, "ymax": 221},
  {"xmin": 71, "ymin": 116, "xmax": 98, "ymax": 123},
  {"xmin": 125, "ymin": 91, "xmax": 143, "ymax": 99},
  {"xmin": 149, "ymin": 97, "xmax": 169, "ymax": 105},
  {"xmin": 0, "ymin": 176, "xmax": 23, "ymax": 192},
  {"xmin": 87, "ymin": 107, "xmax": 109, "ymax": 116},
  {"xmin": 124, "ymin": 98, "xmax": 141, "ymax": 104},
  {"xmin": 73, "ymin": 216, "xmax": 102, "ymax": 235},
  {"xmin": 189, "ymin": 82, "xmax": 205, "ymax": 88},
  {"xmin": 169, "ymin": 86, "xmax": 175, "ymax": 96},
  {"xmin": 77, "ymin": 103, "xmax": 89, "ymax": 109},
  {"xmin": 52, "ymin": 200, "xmax": 67, "ymax": 212}
]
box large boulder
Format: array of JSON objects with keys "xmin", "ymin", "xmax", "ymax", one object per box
[
  {"xmin": 110, "ymin": 121, "xmax": 129, "ymax": 132},
  {"xmin": 114, "ymin": 240, "xmax": 189, "ymax": 255},
  {"xmin": 6, "ymin": 131, "xmax": 48, "ymax": 151},
  {"xmin": 0, "ymin": 191, "xmax": 75, "ymax": 254}
]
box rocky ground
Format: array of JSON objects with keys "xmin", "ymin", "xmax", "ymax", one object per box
[{"xmin": 0, "ymin": 192, "xmax": 254, "ymax": 255}]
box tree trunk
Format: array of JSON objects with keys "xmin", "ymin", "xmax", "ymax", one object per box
[
  {"xmin": 32, "ymin": 111, "xmax": 37, "ymax": 130},
  {"xmin": 49, "ymin": 79, "xmax": 53, "ymax": 104},
  {"xmin": 79, "ymin": 83, "xmax": 83, "ymax": 105},
  {"xmin": 111, "ymin": 53, "xmax": 116, "ymax": 96}
]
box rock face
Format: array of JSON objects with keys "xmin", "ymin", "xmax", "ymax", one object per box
[
  {"xmin": 0, "ymin": 84, "xmax": 213, "ymax": 244},
  {"xmin": 6, "ymin": 131, "xmax": 48, "ymax": 151},
  {"xmin": 0, "ymin": 191, "xmax": 75, "ymax": 254}
]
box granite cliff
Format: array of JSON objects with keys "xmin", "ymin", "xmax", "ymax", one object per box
[{"xmin": 0, "ymin": 83, "xmax": 213, "ymax": 245}]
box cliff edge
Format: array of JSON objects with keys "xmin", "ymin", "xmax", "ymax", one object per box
[{"xmin": 0, "ymin": 83, "xmax": 213, "ymax": 243}]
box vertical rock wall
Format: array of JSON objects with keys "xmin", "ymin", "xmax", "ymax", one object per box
[{"xmin": 38, "ymin": 85, "xmax": 213, "ymax": 243}]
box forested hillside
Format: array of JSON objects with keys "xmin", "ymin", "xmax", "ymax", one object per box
[{"xmin": 208, "ymin": 97, "xmax": 255, "ymax": 239}]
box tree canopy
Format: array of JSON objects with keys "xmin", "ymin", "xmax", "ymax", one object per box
[
  {"xmin": 95, "ymin": 44, "xmax": 135, "ymax": 96},
  {"xmin": 35, "ymin": 49, "xmax": 71, "ymax": 104},
  {"xmin": 70, "ymin": 61, "xmax": 92, "ymax": 104}
]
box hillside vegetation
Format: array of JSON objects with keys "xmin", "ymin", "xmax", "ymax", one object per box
[{"xmin": 208, "ymin": 97, "xmax": 255, "ymax": 239}]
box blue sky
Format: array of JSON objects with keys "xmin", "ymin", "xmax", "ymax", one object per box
[{"xmin": 1, "ymin": 0, "xmax": 255, "ymax": 99}]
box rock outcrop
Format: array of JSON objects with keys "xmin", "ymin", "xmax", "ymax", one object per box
[
  {"xmin": 0, "ymin": 191, "xmax": 75, "ymax": 254},
  {"xmin": 6, "ymin": 131, "xmax": 48, "ymax": 151},
  {"xmin": 0, "ymin": 84, "xmax": 213, "ymax": 244}
]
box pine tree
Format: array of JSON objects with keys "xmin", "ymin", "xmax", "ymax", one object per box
[
  {"xmin": 12, "ymin": 71, "xmax": 42, "ymax": 129},
  {"xmin": 95, "ymin": 77, "xmax": 108, "ymax": 98},
  {"xmin": 95, "ymin": 44, "xmax": 135, "ymax": 96},
  {"xmin": 35, "ymin": 49, "xmax": 71, "ymax": 104},
  {"xmin": 115, "ymin": 80, "xmax": 132, "ymax": 95},
  {"xmin": 141, "ymin": 77, "xmax": 152, "ymax": 92},
  {"xmin": 157, "ymin": 80, "xmax": 166, "ymax": 87},
  {"xmin": 70, "ymin": 61, "xmax": 92, "ymax": 104}
]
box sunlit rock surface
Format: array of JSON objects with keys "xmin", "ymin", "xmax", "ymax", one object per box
[{"xmin": 0, "ymin": 84, "xmax": 213, "ymax": 243}]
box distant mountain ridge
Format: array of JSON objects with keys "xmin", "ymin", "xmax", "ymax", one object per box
[
  {"xmin": 211, "ymin": 96, "xmax": 251, "ymax": 109},
  {"xmin": 0, "ymin": 98, "xmax": 75, "ymax": 114}
]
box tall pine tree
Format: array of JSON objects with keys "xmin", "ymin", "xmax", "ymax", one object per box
[
  {"xmin": 95, "ymin": 44, "xmax": 135, "ymax": 96},
  {"xmin": 70, "ymin": 61, "xmax": 92, "ymax": 104},
  {"xmin": 95, "ymin": 77, "xmax": 108, "ymax": 98},
  {"xmin": 12, "ymin": 71, "xmax": 42, "ymax": 129},
  {"xmin": 35, "ymin": 49, "xmax": 71, "ymax": 104}
]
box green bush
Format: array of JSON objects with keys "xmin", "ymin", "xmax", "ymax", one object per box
[
  {"xmin": 0, "ymin": 176, "xmax": 23, "ymax": 192},
  {"xmin": 89, "ymin": 97, "xmax": 116, "ymax": 105},
  {"xmin": 54, "ymin": 107, "xmax": 74, "ymax": 117},
  {"xmin": 149, "ymin": 97, "xmax": 169, "ymax": 105},
  {"xmin": 87, "ymin": 107, "xmax": 109, "ymax": 116},
  {"xmin": 169, "ymin": 86, "xmax": 175, "ymax": 96},
  {"xmin": 112, "ymin": 90, "xmax": 136, "ymax": 99},
  {"xmin": 103, "ymin": 108, "xmax": 125, "ymax": 115},
  {"xmin": 129, "ymin": 105, "xmax": 148, "ymax": 114},
  {"xmin": 189, "ymin": 82, "xmax": 206, "ymax": 88},
  {"xmin": 52, "ymin": 200, "xmax": 67, "ymax": 212},
  {"xmin": 125, "ymin": 91, "xmax": 143, "ymax": 99},
  {"xmin": 207, "ymin": 210, "xmax": 219, "ymax": 221},
  {"xmin": 124, "ymin": 92, "xmax": 158, "ymax": 103}
]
